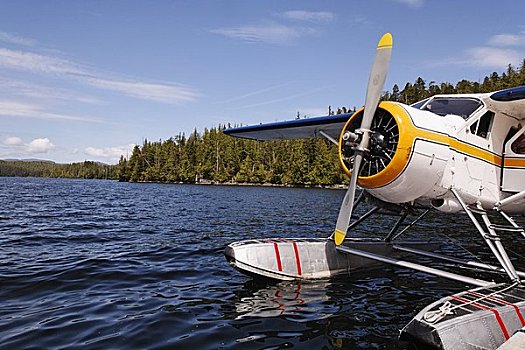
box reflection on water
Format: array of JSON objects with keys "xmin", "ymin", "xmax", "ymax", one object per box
[
  {"xmin": 235, "ymin": 281, "xmax": 337, "ymax": 322},
  {"xmin": 229, "ymin": 279, "xmax": 345, "ymax": 349}
]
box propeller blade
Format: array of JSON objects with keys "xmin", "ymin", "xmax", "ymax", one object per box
[
  {"xmin": 334, "ymin": 153, "xmax": 363, "ymax": 245},
  {"xmin": 333, "ymin": 33, "xmax": 393, "ymax": 246},
  {"xmin": 362, "ymin": 32, "xmax": 393, "ymax": 131}
]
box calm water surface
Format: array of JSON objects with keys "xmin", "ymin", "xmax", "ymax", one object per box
[{"xmin": 1, "ymin": 177, "xmax": 523, "ymax": 349}]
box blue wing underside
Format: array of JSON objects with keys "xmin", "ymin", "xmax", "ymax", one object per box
[
  {"xmin": 490, "ymin": 85, "xmax": 525, "ymax": 102},
  {"xmin": 223, "ymin": 113, "xmax": 353, "ymax": 141}
]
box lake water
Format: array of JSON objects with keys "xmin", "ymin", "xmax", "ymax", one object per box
[{"xmin": 1, "ymin": 177, "xmax": 523, "ymax": 349}]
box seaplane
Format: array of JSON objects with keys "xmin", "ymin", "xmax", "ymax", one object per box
[{"xmin": 223, "ymin": 33, "xmax": 525, "ymax": 349}]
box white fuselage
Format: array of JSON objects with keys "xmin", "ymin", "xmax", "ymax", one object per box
[{"xmin": 360, "ymin": 96, "xmax": 525, "ymax": 215}]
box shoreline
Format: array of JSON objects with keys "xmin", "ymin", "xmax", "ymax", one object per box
[
  {"xmin": 133, "ymin": 178, "xmax": 348, "ymax": 190},
  {"xmin": 0, "ymin": 175, "xmax": 347, "ymax": 190}
]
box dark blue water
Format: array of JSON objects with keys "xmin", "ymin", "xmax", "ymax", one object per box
[{"xmin": 1, "ymin": 177, "xmax": 523, "ymax": 349}]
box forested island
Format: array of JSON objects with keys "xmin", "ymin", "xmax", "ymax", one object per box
[{"xmin": 3, "ymin": 61, "xmax": 525, "ymax": 185}]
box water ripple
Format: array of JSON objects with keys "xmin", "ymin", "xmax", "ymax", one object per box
[{"xmin": 1, "ymin": 177, "xmax": 524, "ymax": 349}]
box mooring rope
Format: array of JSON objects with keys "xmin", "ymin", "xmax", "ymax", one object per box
[
  {"xmin": 423, "ymin": 282, "xmax": 520, "ymax": 324},
  {"xmin": 435, "ymin": 229, "xmax": 502, "ymax": 274}
]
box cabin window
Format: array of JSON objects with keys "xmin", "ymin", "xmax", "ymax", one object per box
[
  {"xmin": 424, "ymin": 97, "xmax": 482, "ymax": 119},
  {"xmin": 469, "ymin": 111, "xmax": 494, "ymax": 138},
  {"xmin": 505, "ymin": 126, "xmax": 518, "ymax": 145},
  {"xmin": 511, "ymin": 126, "xmax": 525, "ymax": 154}
]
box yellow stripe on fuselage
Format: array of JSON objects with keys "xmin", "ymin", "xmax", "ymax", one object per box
[
  {"xmin": 448, "ymin": 138, "xmax": 502, "ymax": 167},
  {"xmin": 504, "ymin": 157, "xmax": 525, "ymax": 168}
]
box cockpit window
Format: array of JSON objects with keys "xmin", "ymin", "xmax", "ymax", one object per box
[
  {"xmin": 411, "ymin": 98, "xmax": 430, "ymax": 110},
  {"xmin": 511, "ymin": 125, "xmax": 525, "ymax": 154},
  {"xmin": 423, "ymin": 97, "xmax": 482, "ymax": 119}
]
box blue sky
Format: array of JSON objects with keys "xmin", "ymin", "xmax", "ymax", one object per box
[{"xmin": 1, "ymin": 0, "xmax": 524, "ymax": 163}]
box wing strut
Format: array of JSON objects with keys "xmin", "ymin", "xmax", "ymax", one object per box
[
  {"xmin": 495, "ymin": 189, "xmax": 525, "ymax": 209},
  {"xmin": 451, "ymin": 188, "xmax": 520, "ymax": 282},
  {"xmin": 336, "ymin": 245, "xmax": 494, "ymax": 287},
  {"xmin": 318, "ymin": 130, "xmax": 338, "ymax": 145}
]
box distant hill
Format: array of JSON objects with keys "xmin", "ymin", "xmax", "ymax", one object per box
[
  {"xmin": 3, "ymin": 158, "xmax": 56, "ymax": 164},
  {"xmin": 0, "ymin": 159, "xmax": 117, "ymax": 179}
]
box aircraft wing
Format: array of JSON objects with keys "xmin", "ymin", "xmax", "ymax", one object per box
[
  {"xmin": 490, "ymin": 85, "xmax": 525, "ymax": 102},
  {"xmin": 223, "ymin": 113, "xmax": 353, "ymax": 141},
  {"xmin": 486, "ymin": 85, "xmax": 525, "ymax": 120}
]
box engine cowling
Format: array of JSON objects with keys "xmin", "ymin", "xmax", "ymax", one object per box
[{"xmin": 338, "ymin": 101, "xmax": 451, "ymax": 203}]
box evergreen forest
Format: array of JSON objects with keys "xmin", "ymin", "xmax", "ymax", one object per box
[
  {"xmin": 3, "ymin": 61, "xmax": 525, "ymax": 185},
  {"xmin": 116, "ymin": 131, "xmax": 346, "ymax": 186}
]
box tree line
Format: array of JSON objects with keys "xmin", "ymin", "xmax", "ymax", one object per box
[
  {"xmin": 116, "ymin": 130, "xmax": 345, "ymax": 186},
  {"xmin": 382, "ymin": 60, "xmax": 525, "ymax": 104}
]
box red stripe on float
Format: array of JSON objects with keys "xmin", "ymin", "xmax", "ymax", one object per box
[
  {"xmin": 451, "ymin": 295, "xmax": 510, "ymax": 340},
  {"xmin": 468, "ymin": 291, "xmax": 525, "ymax": 327},
  {"xmin": 292, "ymin": 241, "xmax": 302, "ymax": 276},
  {"xmin": 273, "ymin": 242, "xmax": 283, "ymax": 271}
]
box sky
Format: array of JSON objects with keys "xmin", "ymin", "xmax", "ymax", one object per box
[{"xmin": 1, "ymin": 0, "xmax": 525, "ymax": 164}]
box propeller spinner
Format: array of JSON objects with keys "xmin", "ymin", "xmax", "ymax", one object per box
[{"xmin": 333, "ymin": 33, "xmax": 393, "ymax": 246}]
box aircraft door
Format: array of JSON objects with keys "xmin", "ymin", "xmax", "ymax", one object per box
[{"xmin": 502, "ymin": 124, "xmax": 525, "ymax": 192}]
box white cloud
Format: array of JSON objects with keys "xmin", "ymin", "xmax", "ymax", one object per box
[
  {"xmin": 1, "ymin": 136, "xmax": 56, "ymax": 157},
  {"xmin": 280, "ymin": 11, "xmax": 335, "ymax": 23},
  {"xmin": 428, "ymin": 29, "xmax": 525, "ymax": 70},
  {"xmin": 0, "ymin": 31, "xmax": 35, "ymax": 46},
  {"xmin": 465, "ymin": 47, "xmax": 522, "ymax": 68},
  {"xmin": 0, "ymin": 47, "xmax": 199, "ymax": 104},
  {"xmin": 0, "ymin": 100, "xmax": 103, "ymax": 123},
  {"xmin": 84, "ymin": 144, "xmax": 135, "ymax": 160},
  {"xmin": 393, "ymin": 0, "xmax": 424, "ymax": 8},
  {"xmin": 0, "ymin": 48, "xmax": 84, "ymax": 76},
  {"xmin": 488, "ymin": 33, "xmax": 525, "ymax": 47},
  {"xmin": 212, "ymin": 10, "xmax": 336, "ymax": 45},
  {"xmin": 26, "ymin": 138, "xmax": 55, "ymax": 154},
  {"xmin": 0, "ymin": 78, "xmax": 102, "ymax": 104},
  {"xmin": 212, "ymin": 21, "xmax": 317, "ymax": 44},
  {"xmin": 237, "ymin": 86, "xmax": 328, "ymax": 109},
  {"xmin": 4, "ymin": 136, "xmax": 23, "ymax": 145},
  {"xmin": 87, "ymin": 77, "xmax": 198, "ymax": 104},
  {"xmin": 220, "ymin": 82, "xmax": 292, "ymax": 104},
  {"xmin": 348, "ymin": 15, "xmax": 371, "ymax": 26}
]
